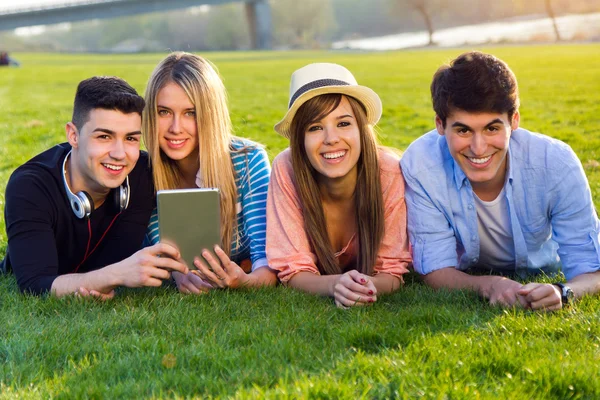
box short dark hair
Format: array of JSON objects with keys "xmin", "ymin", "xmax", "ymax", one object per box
[
  {"xmin": 431, "ymin": 51, "xmax": 519, "ymax": 127},
  {"xmin": 72, "ymin": 76, "xmax": 145, "ymax": 130}
]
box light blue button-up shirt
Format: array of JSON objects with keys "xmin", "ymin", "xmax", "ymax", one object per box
[{"xmin": 401, "ymin": 128, "xmax": 600, "ymax": 280}]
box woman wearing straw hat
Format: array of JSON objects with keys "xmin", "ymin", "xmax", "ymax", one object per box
[
  {"xmin": 143, "ymin": 52, "xmax": 277, "ymax": 293},
  {"xmin": 267, "ymin": 63, "xmax": 412, "ymax": 308}
]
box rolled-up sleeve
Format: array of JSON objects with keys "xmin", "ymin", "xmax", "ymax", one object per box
[
  {"xmin": 549, "ymin": 147, "xmax": 600, "ymax": 280},
  {"xmin": 402, "ymin": 166, "xmax": 458, "ymax": 275},
  {"xmin": 266, "ymin": 150, "xmax": 320, "ymax": 283},
  {"xmin": 240, "ymin": 147, "xmax": 271, "ymax": 269},
  {"xmin": 373, "ymin": 156, "xmax": 411, "ymax": 278}
]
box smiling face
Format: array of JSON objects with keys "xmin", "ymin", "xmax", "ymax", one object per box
[
  {"xmin": 437, "ymin": 109, "xmax": 519, "ymax": 199},
  {"xmin": 156, "ymin": 81, "xmax": 199, "ymax": 169},
  {"xmin": 303, "ymin": 96, "xmax": 362, "ymax": 186},
  {"xmin": 67, "ymin": 108, "xmax": 141, "ymax": 205}
]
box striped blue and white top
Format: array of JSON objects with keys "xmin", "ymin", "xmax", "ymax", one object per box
[{"xmin": 146, "ymin": 138, "xmax": 271, "ymax": 270}]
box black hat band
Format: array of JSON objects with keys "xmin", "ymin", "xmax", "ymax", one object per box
[{"xmin": 288, "ymin": 79, "xmax": 350, "ymax": 109}]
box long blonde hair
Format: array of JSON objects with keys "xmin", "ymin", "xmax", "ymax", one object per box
[
  {"xmin": 290, "ymin": 94, "xmax": 384, "ymax": 276},
  {"xmin": 143, "ymin": 52, "xmax": 238, "ymax": 255}
]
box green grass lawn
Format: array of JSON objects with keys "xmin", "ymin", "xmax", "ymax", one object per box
[{"xmin": 1, "ymin": 45, "xmax": 600, "ymax": 399}]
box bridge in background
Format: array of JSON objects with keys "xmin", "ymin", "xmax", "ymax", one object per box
[{"xmin": 0, "ymin": 0, "xmax": 272, "ymax": 49}]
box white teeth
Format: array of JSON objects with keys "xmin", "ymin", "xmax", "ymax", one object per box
[
  {"xmin": 169, "ymin": 139, "xmax": 185, "ymax": 145},
  {"xmin": 323, "ymin": 151, "xmax": 346, "ymax": 159},
  {"xmin": 103, "ymin": 164, "xmax": 123, "ymax": 171},
  {"xmin": 468, "ymin": 155, "xmax": 491, "ymax": 164}
]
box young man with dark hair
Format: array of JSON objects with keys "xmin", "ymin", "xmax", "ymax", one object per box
[
  {"xmin": 2, "ymin": 76, "xmax": 188, "ymax": 298},
  {"xmin": 401, "ymin": 51, "xmax": 600, "ymax": 311}
]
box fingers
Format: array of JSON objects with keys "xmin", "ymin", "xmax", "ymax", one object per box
[
  {"xmin": 178, "ymin": 276, "xmax": 202, "ymax": 295},
  {"xmin": 517, "ymin": 282, "xmax": 538, "ymax": 296},
  {"xmin": 516, "ymin": 294, "xmax": 530, "ymax": 309},
  {"xmin": 524, "ymin": 284, "xmax": 562, "ymax": 311},
  {"xmin": 75, "ymin": 287, "xmax": 114, "ymax": 301},
  {"xmin": 340, "ymin": 271, "xmax": 377, "ymax": 297},
  {"xmin": 333, "ymin": 290, "xmax": 372, "ymax": 308},
  {"xmin": 187, "ymin": 272, "xmax": 213, "ymax": 291},
  {"xmin": 176, "ymin": 271, "xmax": 213, "ymax": 294},
  {"xmin": 145, "ymin": 265, "xmax": 171, "ymax": 281},
  {"xmin": 182, "ymin": 283, "xmax": 201, "ymax": 294},
  {"xmin": 194, "ymin": 257, "xmax": 225, "ymax": 288},
  {"xmin": 152, "ymin": 256, "xmax": 188, "ymax": 274},
  {"xmin": 347, "ymin": 269, "xmax": 369, "ymax": 284},
  {"xmin": 152, "ymin": 242, "xmax": 181, "ymax": 259},
  {"xmin": 489, "ymin": 289, "xmax": 519, "ymax": 307},
  {"xmin": 173, "ymin": 271, "xmax": 191, "ymax": 294},
  {"xmin": 334, "ymin": 299, "xmax": 350, "ymax": 309},
  {"xmin": 333, "ymin": 281, "xmax": 375, "ymax": 308},
  {"xmin": 143, "ymin": 277, "xmax": 165, "ymax": 287},
  {"xmin": 201, "ymin": 250, "xmax": 228, "ymax": 280},
  {"xmin": 89, "ymin": 289, "xmax": 115, "ymax": 301},
  {"xmin": 146, "ymin": 243, "xmax": 188, "ymax": 274},
  {"xmin": 489, "ymin": 282, "xmax": 562, "ymax": 311},
  {"xmin": 213, "ymin": 246, "xmax": 232, "ymax": 272},
  {"xmin": 488, "ymin": 279, "xmax": 524, "ymax": 307},
  {"xmin": 362, "ymin": 279, "xmax": 378, "ymax": 297}
]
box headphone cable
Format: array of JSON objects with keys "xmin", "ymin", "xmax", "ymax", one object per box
[{"xmin": 73, "ymin": 212, "xmax": 122, "ymax": 273}]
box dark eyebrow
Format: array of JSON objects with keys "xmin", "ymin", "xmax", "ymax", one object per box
[
  {"xmin": 451, "ymin": 122, "xmax": 471, "ymax": 130},
  {"xmin": 93, "ymin": 128, "xmax": 141, "ymax": 136},
  {"xmin": 93, "ymin": 128, "xmax": 116, "ymax": 135},
  {"xmin": 484, "ymin": 119, "xmax": 504, "ymax": 128},
  {"xmin": 336, "ymin": 114, "xmax": 354, "ymax": 120},
  {"xmin": 451, "ymin": 118, "xmax": 504, "ymax": 130}
]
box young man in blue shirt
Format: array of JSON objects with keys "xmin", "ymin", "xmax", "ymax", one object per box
[{"xmin": 401, "ymin": 51, "xmax": 600, "ymax": 311}]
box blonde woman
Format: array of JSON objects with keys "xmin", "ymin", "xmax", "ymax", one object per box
[
  {"xmin": 267, "ymin": 63, "xmax": 412, "ymax": 308},
  {"xmin": 144, "ymin": 52, "xmax": 276, "ymax": 292}
]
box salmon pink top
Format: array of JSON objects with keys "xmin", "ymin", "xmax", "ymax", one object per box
[{"xmin": 266, "ymin": 148, "xmax": 412, "ymax": 283}]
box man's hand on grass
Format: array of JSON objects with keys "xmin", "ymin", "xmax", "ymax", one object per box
[
  {"xmin": 110, "ymin": 242, "xmax": 189, "ymax": 288},
  {"xmin": 75, "ymin": 286, "xmax": 115, "ymax": 301},
  {"xmin": 518, "ymin": 283, "xmax": 562, "ymax": 311},
  {"xmin": 486, "ymin": 277, "xmax": 528, "ymax": 308}
]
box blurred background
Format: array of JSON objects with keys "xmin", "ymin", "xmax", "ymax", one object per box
[{"xmin": 0, "ymin": 0, "xmax": 598, "ymax": 53}]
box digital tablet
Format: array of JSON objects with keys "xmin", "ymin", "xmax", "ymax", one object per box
[{"xmin": 157, "ymin": 188, "xmax": 221, "ymax": 270}]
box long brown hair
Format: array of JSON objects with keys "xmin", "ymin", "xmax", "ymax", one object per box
[
  {"xmin": 142, "ymin": 52, "xmax": 238, "ymax": 255},
  {"xmin": 290, "ymin": 94, "xmax": 384, "ymax": 276}
]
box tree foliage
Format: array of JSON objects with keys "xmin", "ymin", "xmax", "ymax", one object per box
[{"xmin": 271, "ymin": 0, "xmax": 336, "ymax": 48}]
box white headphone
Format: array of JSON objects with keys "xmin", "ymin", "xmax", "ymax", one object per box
[{"xmin": 62, "ymin": 150, "xmax": 130, "ymax": 219}]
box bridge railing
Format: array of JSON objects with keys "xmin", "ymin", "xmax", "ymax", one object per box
[{"xmin": 0, "ymin": 0, "xmax": 122, "ymax": 15}]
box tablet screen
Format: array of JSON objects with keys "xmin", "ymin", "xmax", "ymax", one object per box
[{"xmin": 157, "ymin": 188, "xmax": 221, "ymax": 270}]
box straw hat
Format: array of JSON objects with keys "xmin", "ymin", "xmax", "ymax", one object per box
[{"xmin": 274, "ymin": 63, "xmax": 382, "ymax": 138}]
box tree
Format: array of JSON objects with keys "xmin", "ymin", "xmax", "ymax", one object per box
[
  {"xmin": 545, "ymin": 0, "xmax": 562, "ymax": 41},
  {"xmin": 390, "ymin": 0, "xmax": 446, "ymax": 46},
  {"xmin": 271, "ymin": 0, "xmax": 336, "ymax": 48},
  {"xmin": 205, "ymin": 4, "xmax": 250, "ymax": 50}
]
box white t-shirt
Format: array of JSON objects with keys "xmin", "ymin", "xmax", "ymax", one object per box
[{"xmin": 474, "ymin": 186, "xmax": 516, "ymax": 271}]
